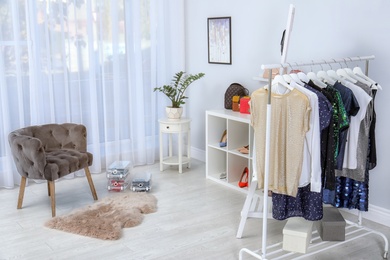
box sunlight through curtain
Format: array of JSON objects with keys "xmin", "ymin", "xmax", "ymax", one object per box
[{"xmin": 0, "ymin": 0, "xmax": 184, "ymax": 188}]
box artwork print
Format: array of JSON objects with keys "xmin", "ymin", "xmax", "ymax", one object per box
[{"xmin": 208, "ymin": 17, "xmax": 231, "ymax": 64}]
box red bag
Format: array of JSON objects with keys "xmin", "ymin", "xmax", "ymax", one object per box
[{"xmin": 240, "ymin": 96, "xmax": 250, "ymax": 114}]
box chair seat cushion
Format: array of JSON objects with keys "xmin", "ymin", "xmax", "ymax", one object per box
[{"xmin": 44, "ymin": 149, "xmax": 93, "ymax": 181}]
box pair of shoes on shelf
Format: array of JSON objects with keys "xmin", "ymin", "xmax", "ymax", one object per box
[
  {"xmin": 238, "ymin": 167, "xmax": 249, "ymax": 188},
  {"xmin": 237, "ymin": 145, "xmax": 249, "ymax": 154},
  {"xmin": 219, "ymin": 172, "xmax": 227, "ymax": 179},
  {"xmin": 219, "ymin": 130, "xmax": 227, "ymax": 147}
]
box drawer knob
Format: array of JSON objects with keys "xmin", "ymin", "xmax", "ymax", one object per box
[{"xmin": 166, "ymin": 126, "xmax": 170, "ymax": 129}]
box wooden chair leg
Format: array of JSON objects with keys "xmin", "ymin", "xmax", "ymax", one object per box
[
  {"xmin": 47, "ymin": 181, "xmax": 51, "ymax": 196},
  {"xmin": 84, "ymin": 167, "xmax": 98, "ymax": 201},
  {"xmin": 17, "ymin": 176, "xmax": 27, "ymax": 209},
  {"xmin": 48, "ymin": 181, "xmax": 56, "ymax": 217}
]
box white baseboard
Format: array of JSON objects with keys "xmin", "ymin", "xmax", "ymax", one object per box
[
  {"xmin": 341, "ymin": 204, "xmax": 390, "ymax": 227},
  {"xmin": 191, "ymin": 146, "xmax": 205, "ymax": 162}
]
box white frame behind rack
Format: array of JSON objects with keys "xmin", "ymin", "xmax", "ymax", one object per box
[{"xmin": 238, "ymin": 55, "xmax": 389, "ymax": 260}]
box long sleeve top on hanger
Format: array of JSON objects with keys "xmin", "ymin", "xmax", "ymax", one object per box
[{"xmin": 290, "ymin": 81, "xmax": 322, "ymax": 193}]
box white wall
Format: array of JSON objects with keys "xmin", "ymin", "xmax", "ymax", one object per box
[{"xmin": 184, "ymin": 0, "xmax": 390, "ymax": 217}]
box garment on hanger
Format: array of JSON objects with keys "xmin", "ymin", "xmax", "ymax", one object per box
[
  {"xmin": 304, "ymin": 83, "xmax": 333, "ymax": 132},
  {"xmin": 305, "ymin": 81, "xmax": 334, "ymax": 186},
  {"xmin": 251, "ymin": 87, "xmax": 311, "ymax": 197},
  {"xmin": 271, "ymin": 80, "xmax": 330, "ymax": 221},
  {"xmin": 272, "ymin": 184, "xmax": 323, "ymax": 221},
  {"xmin": 289, "ymin": 81, "xmax": 322, "ymax": 192},
  {"xmin": 335, "ymin": 100, "xmax": 372, "ymax": 182},
  {"xmin": 306, "ymin": 80, "xmax": 346, "ymax": 191},
  {"xmin": 334, "ymin": 81, "xmax": 373, "ymax": 182},
  {"xmin": 332, "ymin": 81, "xmax": 360, "ymax": 170},
  {"xmin": 340, "ymin": 82, "xmax": 372, "ymax": 171},
  {"xmin": 324, "ymin": 173, "xmax": 369, "ymax": 211},
  {"xmin": 323, "ymin": 84, "xmax": 350, "ymax": 163},
  {"xmin": 361, "ymin": 82, "xmax": 378, "ymax": 170}
]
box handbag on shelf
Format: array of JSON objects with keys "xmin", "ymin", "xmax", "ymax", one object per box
[
  {"xmin": 232, "ymin": 96, "xmax": 240, "ymax": 111},
  {"xmin": 224, "ymin": 83, "xmax": 249, "ymax": 109},
  {"xmin": 240, "ymin": 96, "xmax": 251, "ymax": 114}
]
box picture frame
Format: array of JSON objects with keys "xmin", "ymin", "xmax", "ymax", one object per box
[{"xmin": 207, "ymin": 17, "xmax": 231, "ymax": 65}]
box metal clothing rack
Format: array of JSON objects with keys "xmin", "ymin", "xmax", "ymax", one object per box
[{"xmin": 238, "ymin": 55, "xmax": 389, "ymax": 260}]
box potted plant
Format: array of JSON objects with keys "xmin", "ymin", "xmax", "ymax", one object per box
[{"xmin": 154, "ymin": 71, "xmax": 205, "ymax": 119}]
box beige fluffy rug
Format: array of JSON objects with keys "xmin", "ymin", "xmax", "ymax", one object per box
[{"xmin": 45, "ymin": 193, "xmax": 157, "ymax": 240}]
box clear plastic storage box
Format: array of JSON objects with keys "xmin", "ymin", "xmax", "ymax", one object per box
[{"xmin": 107, "ymin": 161, "xmax": 133, "ymax": 191}]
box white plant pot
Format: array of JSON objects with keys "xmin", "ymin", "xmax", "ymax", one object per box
[{"xmin": 165, "ymin": 106, "xmax": 183, "ymax": 120}]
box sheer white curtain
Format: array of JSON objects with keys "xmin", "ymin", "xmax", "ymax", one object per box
[{"xmin": 0, "ymin": 0, "xmax": 184, "ymax": 188}]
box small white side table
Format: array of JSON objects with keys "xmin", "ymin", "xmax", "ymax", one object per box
[{"xmin": 159, "ymin": 118, "xmax": 191, "ymax": 173}]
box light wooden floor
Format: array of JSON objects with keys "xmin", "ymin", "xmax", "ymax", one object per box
[{"xmin": 0, "ymin": 160, "xmax": 389, "ymax": 260}]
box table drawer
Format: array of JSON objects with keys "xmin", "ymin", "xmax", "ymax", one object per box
[{"xmin": 160, "ymin": 122, "xmax": 190, "ymax": 132}]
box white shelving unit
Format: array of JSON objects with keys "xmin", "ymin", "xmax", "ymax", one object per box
[{"xmin": 205, "ymin": 109, "xmax": 254, "ymax": 193}]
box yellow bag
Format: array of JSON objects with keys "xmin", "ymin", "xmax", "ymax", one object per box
[{"xmin": 232, "ymin": 96, "xmax": 240, "ymax": 111}]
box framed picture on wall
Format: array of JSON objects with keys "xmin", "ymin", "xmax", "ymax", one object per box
[{"xmin": 207, "ymin": 17, "xmax": 231, "ymax": 64}]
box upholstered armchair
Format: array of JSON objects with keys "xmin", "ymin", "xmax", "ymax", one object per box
[{"xmin": 8, "ymin": 123, "xmax": 98, "ymax": 217}]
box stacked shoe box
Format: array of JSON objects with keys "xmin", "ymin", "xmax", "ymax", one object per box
[
  {"xmin": 283, "ymin": 217, "xmax": 313, "ymax": 254},
  {"xmin": 315, "ymin": 206, "xmax": 346, "ymax": 241},
  {"xmin": 107, "ymin": 161, "xmax": 133, "ymax": 192}
]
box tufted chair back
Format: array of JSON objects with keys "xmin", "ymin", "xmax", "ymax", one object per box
[
  {"xmin": 9, "ymin": 124, "xmax": 91, "ymax": 181},
  {"xmin": 8, "ymin": 123, "xmax": 98, "ymax": 217}
]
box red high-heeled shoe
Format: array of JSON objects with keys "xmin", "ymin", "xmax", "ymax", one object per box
[{"xmin": 238, "ymin": 167, "xmax": 249, "ymax": 188}]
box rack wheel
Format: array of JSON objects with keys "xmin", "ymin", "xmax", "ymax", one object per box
[
  {"xmin": 146, "ymin": 187, "xmax": 149, "ymax": 192},
  {"xmin": 132, "ymin": 187, "xmax": 136, "ymax": 192},
  {"xmin": 384, "ymin": 251, "xmax": 388, "ymax": 259}
]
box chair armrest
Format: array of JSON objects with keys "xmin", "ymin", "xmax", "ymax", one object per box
[{"xmin": 8, "ymin": 133, "xmax": 46, "ymax": 180}]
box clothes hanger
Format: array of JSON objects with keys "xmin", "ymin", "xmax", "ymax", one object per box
[
  {"xmin": 345, "ymin": 68, "xmax": 368, "ymax": 82},
  {"xmin": 307, "ymin": 73, "xmax": 327, "ymax": 88},
  {"xmin": 339, "ymin": 58, "xmax": 371, "ymax": 85},
  {"xmin": 337, "ymin": 68, "xmax": 358, "ymax": 83},
  {"xmin": 288, "ymin": 62, "xmax": 307, "ymax": 85},
  {"xmin": 283, "ymin": 74, "xmax": 292, "ymax": 84},
  {"xmin": 317, "ymin": 62, "xmax": 336, "ymax": 85},
  {"xmin": 344, "ymin": 58, "xmax": 376, "ymax": 88},
  {"xmin": 316, "ymin": 61, "xmax": 336, "ymax": 85},
  {"xmin": 272, "ymin": 74, "xmax": 294, "ymax": 94},
  {"xmin": 297, "ymin": 72, "xmax": 309, "ymax": 84},
  {"xmin": 285, "ymin": 63, "xmax": 305, "ymax": 86},
  {"xmin": 306, "ymin": 62, "xmax": 327, "ymax": 88},
  {"xmin": 327, "ymin": 69, "xmax": 347, "ymax": 85},
  {"xmin": 326, "ymin": 59, "xmax": 347, "ymax": 84},
  {"xmin": 333, "ymin": 59, "xmax": 357, "ymax": 83},
  {"xmin": 327, "ymin": 69, "xmax": 339, "ymax": 80},
  {"xmin": 289, "ymin": 73, "xmax": 305, "ymax": 86},
  {"xmin": 353, "ymin": 66, "xmax": 382, "ymax": 90},
  {"xmin": 305, "ymin": 61, "xmax": 327, "ymax": 88}
]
